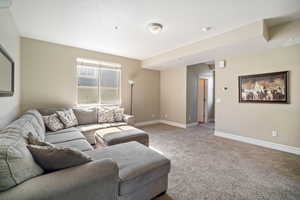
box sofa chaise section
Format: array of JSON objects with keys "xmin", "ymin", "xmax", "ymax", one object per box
[{"xmin": 86, "ymin": 142, "xmax": 170, "ymax": 200}]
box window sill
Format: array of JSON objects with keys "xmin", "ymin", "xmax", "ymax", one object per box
[{"xmin": 76, "ymin": 103, "xmax": 121, "ymax": 108}]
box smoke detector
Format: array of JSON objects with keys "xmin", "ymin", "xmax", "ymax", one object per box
[{"xmin": 148, "ymin": 23, "xmax": 163, "ymax": 34}]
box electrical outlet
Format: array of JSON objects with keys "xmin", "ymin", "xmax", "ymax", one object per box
[
  {"xmin": 164, "ymin": 114, "xmax": 168, "ymax": 119},
  {"xmin": 151, "ymin": 114, "xmax": 155, "ymax": 118},
  {"xmin": 272, "ymin": 130, "xmax": 278, "ymax": 137}
]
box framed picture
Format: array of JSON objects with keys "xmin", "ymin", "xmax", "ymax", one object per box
[{"xmin": 238, "ymin": 71, "xmax": 288, "ymax": 104}]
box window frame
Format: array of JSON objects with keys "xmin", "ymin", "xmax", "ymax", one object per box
[{"xmin": 75, "ymin": 58, "xmax": 122, "ymax": 106}]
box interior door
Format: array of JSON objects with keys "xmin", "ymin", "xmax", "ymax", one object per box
[{"xmin": 198, "ymin": 79, "xmax": 206, "ymax": 123}]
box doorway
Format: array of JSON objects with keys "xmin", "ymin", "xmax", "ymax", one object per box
[
  {"xmin": 186, "ymin": 62, "xmax": 215, "ymax": 128},
  {"xmin": 197, "ymin": 78, "xmax": 208, "ymax": 123}
]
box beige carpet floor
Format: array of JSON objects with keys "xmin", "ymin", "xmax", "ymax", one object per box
[{"xmin": 140, "ymin": 124, "xmax": 300, "ymax": 200}]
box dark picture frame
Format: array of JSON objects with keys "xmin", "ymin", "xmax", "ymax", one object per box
[
  {"xmin": 0, "ymin": 44, "xmax": 14, "ymax": 97},
  {"xmin": 238, "ymin": 71, "xmax": 288, "ymax": 104}
]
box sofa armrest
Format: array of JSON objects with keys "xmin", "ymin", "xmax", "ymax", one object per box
[
  {"xmin": 123, "ymin": 114, "xmax": 135, "ymax": 126},
  {"xmin": 0, "ymin": 159, "xmax": 119, "ymax": 200}
]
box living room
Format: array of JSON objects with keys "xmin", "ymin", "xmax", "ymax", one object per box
[{"xmin": 0, "ymin": 1, "xmax": 300, "ymax": 200}]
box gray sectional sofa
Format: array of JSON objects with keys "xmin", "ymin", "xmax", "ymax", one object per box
[{"xmin": 0, "ymin": 109, "xmax": 170, "ymax": 200}]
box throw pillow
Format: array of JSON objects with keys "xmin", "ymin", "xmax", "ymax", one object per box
[
  {"xmin": 26, "ymin": 132, "xmax": 55, "ymax": 147},
  {"xmin": 43, "ymin": 114, "xmax": 64, "ymax": 131},
  {"xmin": 114, "ymin": 108, "xmax": 124, "ymax": 122},
  {"xmin": 56, "ymin": 109, "xmax": 78, "ymax": 128},
  {"xmin": 73, "ymin": 107, "xmax": 97, "ymax": 125},
  {"xmin": 27, "ymin": 145, "xmax": 92, "ymax": 172},
  {"xmin": 98, "ymin": 108, "xmax": 115, "ymax": 123}
]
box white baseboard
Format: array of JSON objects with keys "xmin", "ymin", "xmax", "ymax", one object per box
[
  {"xmin": 135, "ymin": 120, "xmax": 160, "ymax": 127},
  {"xmin": 135, "ymin": 119, "xmax": 193, "ymax": 129},
  {"xmin": 160, "ymin": 120, "xmax": 187, "ymax": 128},
  {"xmin": 215, "ymin": 131, "xmax": 300, "ymax": 155},
  {"xmin": 208, "ymin": 118, "xmax": 215, "ymax": 123},
  {"xmin": 186, "ymin": 122, "xmax": 198, "ymax": 127}
]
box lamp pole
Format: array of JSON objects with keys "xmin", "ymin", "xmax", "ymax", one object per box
[
  {"xmin": 128, "ymin": 80, "xmax": 135, "ymax": 115},
  {"xmin": 130, "ymin": 84, "xmax": 133, "ymax": 115}
]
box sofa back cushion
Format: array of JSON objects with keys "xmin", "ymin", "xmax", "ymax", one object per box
[
  {"xmin": 38, "ymin": 108, "xmax": 68, "ymax": 116},
  {"xmin": 6, "ymin": 110, "xmax": 46, "ymax": 141},
  {"xmin": 24, "ymin": 110, "xmax": 46, "ymax": 134},
  {"xmin": 0, "ymin": 129, "xmax": 44, "ymax": 191},
  {"xmin": 73, "ymin": 107, "xmax": 97, "ymax": 125}
]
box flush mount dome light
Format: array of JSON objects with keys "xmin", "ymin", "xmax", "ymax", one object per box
[
  {"xmin": 202, "ymin": 27, "xmax": 212, "ymax": 32},
  {"xmin": 148, "ymin": 23, "xmax": 163, "ymax": 34}
]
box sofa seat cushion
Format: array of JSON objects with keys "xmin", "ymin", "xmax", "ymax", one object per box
[
  {"xmin": 109, "ymin": 122, "xmax": 127, "ymax": 127},
  {"xmin": 95, "ymin": 126, "xmax": 149, "ymax": 146},
  {"xmin": 77, "ymin": 124, "xmax": 111, "ymax": 144},
  {"xmin": 86, "ymin": 142, "xmax": 170, "ymax": 196},
  {"xmin": 77, "ymin": 123, "xmax": 111, "ymax": 133},
  {"xmin": 45, "ymin": 130, "xmax": 85, "ymax": 144},
  {"xmin": 46, "ymin": 127, "xmax": 78, "ymax": 135},
  {"xmin": 54, "ymin": 139, "xmax": 94, "ymax": 152}
]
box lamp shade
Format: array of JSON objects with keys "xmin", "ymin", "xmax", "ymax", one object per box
[{"xmin": 128, "ymin": 80, "xmax": 135, "ymax": 85}]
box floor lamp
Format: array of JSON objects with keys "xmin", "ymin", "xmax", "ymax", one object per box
[{"xmin": 128, "ymin": 80, "xmax": 135, "ymax": 115}]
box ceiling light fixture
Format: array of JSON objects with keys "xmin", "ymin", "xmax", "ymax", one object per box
[
  {"xmin": 202, "ymin": 27, "xmax": 212, "ymax": 32},
  {"xmin": 148, "ymin": 23, "xmax": 163, "ymax": 34}
]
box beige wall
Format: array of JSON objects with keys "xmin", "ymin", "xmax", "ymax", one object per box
[
  {"xmin": 215, "ymin": 44, "xmax": 300, "ymax": 148},
  {"xmin": 0, "ymin": 10, "xmax": 20, "ymax": 128},
  {"xmin": 21, "ymin": 38, "xmax": 160, "ymax": 123},
  {"xmin": 160, "ymin": 66, "xmax": 187, "ymax": 124}
]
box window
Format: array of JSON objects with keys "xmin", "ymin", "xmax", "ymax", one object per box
[{"xmin": 76, "ymin": 58, "xmax": 121, "ymax": 105}]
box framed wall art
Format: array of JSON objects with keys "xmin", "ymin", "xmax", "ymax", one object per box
[{"xmin": 238, "ymin": 71, "xmax": 288, "ymax": 104}]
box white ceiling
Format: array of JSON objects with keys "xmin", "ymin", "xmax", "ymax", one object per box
[{"xmin": 10, "ymin": 0, "xmax": 300, "ymax": 60}]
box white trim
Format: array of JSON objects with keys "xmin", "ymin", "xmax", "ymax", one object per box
[
  {"xmin": 134, "ymin": 119, "xmax": 201, "ymax": 129},
  {"xmin": 75, "ymin": 60, "xmax": 122, "ymax": 105},
  {"xmin": 215, "ymin": 131, "xmax": 300, "ymax": 155},
  {"xmin": 135, "ymin": 120, "xmax": 188, "ymax": 128},
  {"xmin": 208, "ymin": 118, "xmax": 215, "ymax": 123},
  {"xmin": 77, "ymin": 57, "xmax": 121, "ymax": 68},
  {"xmin": 160, "ymin": 120, "xmax": 187, "ymax": 128},
  {"xmin": 135, "ymin": 120, "xmax": 160, "ymax": 127},
  {"xmin": 186, "ymin": 122, "xmax": 198, "ymax": 127}
]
